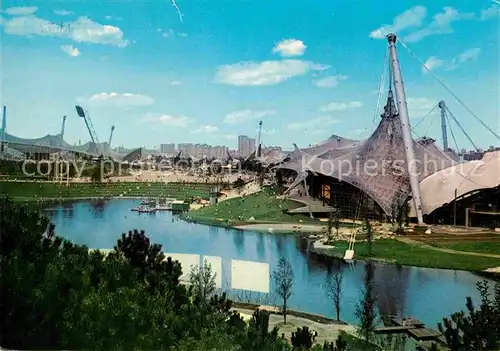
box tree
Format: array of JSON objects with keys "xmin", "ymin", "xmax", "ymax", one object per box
[
  {"xmin": 291, "ymin": 326, "xmax": 314, "ymax": 349},
  {"xmin": 333, "ymin": 210, "xmax": 341, "ymax": 240},
  {"xmin": 438, "ymin": 280, "xmax": 500, "ymax": 351},
  {"xmin": 189, "ymin": 259, "xmax": 216, "ymax": 305},
  {"xmin": 364, "ymin": 218, "xmax": 373, "ymax": 256},
  {"xmin": 325, "ymin": 268, "xmax": 344, "ymax": 322},
  {"xmin": 233, "ymin": 177, "xmax": 245, "ymax": 194},
  {"xmin": 355, "ymin": 261, "xmax": 377, "ymax": 345},
  {"xmin": 273, "ymin": 257, "xmax": 295, "ymax": 324}
]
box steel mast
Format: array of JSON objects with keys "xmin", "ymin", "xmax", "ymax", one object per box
[
  {"xmin": 0, "ymin": 106, "xmax": 6, "ymax": 159},
  {"xmin": 387, "ymin": 33, "xmax": 425, "ymax": 225},
  {"xmin": 255, "ymin": 120, "xmax": 263, "ymax": 158}
]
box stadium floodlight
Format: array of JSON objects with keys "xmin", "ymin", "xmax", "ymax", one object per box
[{"xmin": 75, "ymin": 105, "xmax": 85, "ymax": 118}]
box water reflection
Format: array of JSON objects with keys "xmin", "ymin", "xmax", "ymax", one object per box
[
  {"xmin": 44, "ymin": 199, "xmax": 496, "ymax": 328},
  {"xmin": 256, "ymin": 232, "xmax": 265, "ymax": 261},
  {"xmin": 233, "ymin": 229, "xmax": 245, "ymax": 253},
  {"xmin": 374, "ymin": 264, "xmax": 409, "ymax": 319}
]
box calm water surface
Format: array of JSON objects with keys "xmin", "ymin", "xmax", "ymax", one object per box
[{"xmin": 45, "ymin": 199, "xmax": 494, "ymax": 329}]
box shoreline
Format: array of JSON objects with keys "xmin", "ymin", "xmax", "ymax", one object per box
[
  {"xmin": 6, "ymin": 195, "xmax": 499, "ymax": 275},
  {"xmin": 306, "ymin": 236, "xmax": 500, "ymax": 276}
]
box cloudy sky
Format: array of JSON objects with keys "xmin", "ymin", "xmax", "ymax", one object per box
[{"xmin": 1, "ymin": 0, "xmax": 499, "ymax": 150}]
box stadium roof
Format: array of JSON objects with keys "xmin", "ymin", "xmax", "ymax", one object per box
[
  {"xmin": 277, "ymin": 90, "xmax": 460, "ymax": 216},
  {"xmin": 411, "ymin": 150, "xmax": 500, "ymax": 216},
  {"xmin": 1, "ymin": 131, "xmax": 143, "ymax": 162}
]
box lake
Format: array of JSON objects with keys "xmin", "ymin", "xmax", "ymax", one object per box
[{"xmin": 45, "ymin": 198, "xmax": 494, "ymax": 329}]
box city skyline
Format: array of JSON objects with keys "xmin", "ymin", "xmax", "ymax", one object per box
[{"xmin": 1, "ymin": 0, "xmax": 499, "ymax": 150}]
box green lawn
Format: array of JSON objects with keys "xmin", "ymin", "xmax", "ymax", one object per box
[
  {"xmin": 320, "ymin": 239, "xmax": 500, "ymax": 272},
  {"xmin": 434, "ymin": 241, "xmax": 500, "ymax": 255},
  {"xmin": 186, "ymin": 187, "xmax": 320, "ymax": 225},
  {"xmin": 0, "ymin": 181, "xmax": 214, "ymax": 201}
]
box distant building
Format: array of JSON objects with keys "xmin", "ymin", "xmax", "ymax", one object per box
[
  {"xmin": 160, "ymin": 143, "xmax": 175, "ymax": 154},
  {"xmin": 238, "ymin": 135, "xmax": 255, "ymax": 157}
]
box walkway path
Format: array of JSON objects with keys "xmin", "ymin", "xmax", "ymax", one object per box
[
  {"xmin": 395, "ymin": 236, "xmax": 500, "ymax": 259},
  {"xmin": 233, "ymin": 308, "xmax": 356, "ymax": 344},
  {"xmin": 234, "ymin": 223, "xmax": 325, "ymax": 233}
]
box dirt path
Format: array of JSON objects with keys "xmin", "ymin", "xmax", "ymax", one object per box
[
  {"xmin": 395, "ymin": 237, "xmax": 500, "ymax": 259},
  {"xmin": 233, "ymin": 308, "xmax": 356, "ymax": 344}
]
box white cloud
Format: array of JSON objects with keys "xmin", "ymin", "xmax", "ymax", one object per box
[
  {"xmin": 404, "ymin": 7, "xmax": 474, "ymax": 43},
  {"xmin": 371, "ymin": 5, "xmax": 496, "ymax": 43},
  {"xmin": 191, "ymin": 125, "xmax": 219, "ymax": 133},
  {"xmin": 54, "ymin": 10, "xmax": 73, "ymax": 16},
  {"xmin": 104, "ymin": 15, "xmax": 121, "ymax": 20},
  {"xmin": 161, "ymin": 29, "xmax": 186, "ymax": 38},
  {"xmin": 287, "ymin": 116, "xmax": 342, "ymax": 131},
  {"xmin": 4, "ymin": 6, "xmax": 38, "ymax": 16},
  {"xmin": 447, "ymin": 48, "xmax": 481, "ymax": 70},
  {"xmin": 479, "ymin": 4, "xmax": 499, "ymax": 21},
  {"xmin": 224, "ymin": 109, "xmax": 277, "ymax": 124},
  {"xmin": 422, "ymin": 56, "xmax": 443, "ymax": 73},
  {"xmin": 320, "ymin": 101, "xmax": 362, "ymax": 112},
  {"xmin": 148, "ymin": 115, "xmax": 193, "ymax": 128},
  {"xmin": 61, "ymin": 44, "xmax": 80, "ymax": 57},
  {"xmin": 88, "ymin": 93, "xmax": 155, "ymax": 107},
  {"xmin": 369, "ymin": 6, "xmax": 427, "ymax": 39},
  {"xmin": 272, "ymin": 39, "xmax": 307, "ymax": 57},
  {"xmin": 169, "ymin": 80, "xmax": 181, "ymax": 86},
  {"xmin": 422, "ymin": 48, "xmax": 481, "ymax": 73},
  {"xmin": 214, "ymin": 60, "xmax": 329, "ymax": 86},
  {"xmin": 313, "ymin": 74, "xmax": 348, "ymax": 88},
  {"xmin": 407, "ymin": 97, "xmax": 437, "ymax": 118},
  {"xmin": 2, "ymin": 14, "xmax": 128, "ymax": 47}
]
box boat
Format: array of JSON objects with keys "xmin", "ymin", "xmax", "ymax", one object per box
[
  {"xmin": 131, "ymin": 205, "xmax": 156, "ymax": 213},
  {"xmin": 140, "ymin": 199, "xmax": 155, "ymax": 205}
]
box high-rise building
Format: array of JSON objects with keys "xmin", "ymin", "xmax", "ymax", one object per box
[
  {"xmin": 160, "ymin": 143, "xmax": 175, "ymax": 154},
  {"xmin": 238, "ymin": 135, "xmax": 255, "ymax": 157}
]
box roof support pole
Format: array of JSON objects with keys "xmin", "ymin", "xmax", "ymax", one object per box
[
  {"xmin": 387, "ymin": 33, "xmax": 425, "ymax": 225},
  {"xmin": 438, "ymin": 101, "xmax": 448, "ymax": 151},
  {"xmin": 0, "ymin": 106, "xmax": 6, "ymax": 160}
]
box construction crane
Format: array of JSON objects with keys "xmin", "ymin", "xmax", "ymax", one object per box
[
  {"xmin": 108, "ymin": 126, "xmax": 115, "ymax": 147},
  {"xmin": 60, "ymin": 116, "xmax": 67, "ymax": 147},
  {"xmin": 75, "ymin": 105, "xmax": 101, "ymax": 156}
]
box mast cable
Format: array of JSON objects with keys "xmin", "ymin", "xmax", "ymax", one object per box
[
  {"xmin": 424, "ymin": 111, "xmax": 438, "ymax": 137},
  {"xmin": 445, "ymin": 106, "xmax": 478, "ymax": 150},
  {"xmin": 412, "ymin": 104, "xmax": 438, "ymax": 132},
  {"xmin": 397, "ymin": 38, "xmax": 500, "ymax": 141},
  {"xmin": 445, "ymin": 111, "xmax": 461, "ymax": 155}
]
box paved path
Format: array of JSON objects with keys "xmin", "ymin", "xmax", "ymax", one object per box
[
  {"xmin": 395, "ymin": 237, "xmax": 500, "ymax": 259},
  {"xmin": 234, "ymin": 223, "xmax": 325, "ymax": 233},
  {"xmin": 233, "ymin": 308, "xmax": 356, "ymax": 344}
]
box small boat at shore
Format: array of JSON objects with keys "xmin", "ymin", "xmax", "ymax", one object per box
[{"xmin": 131, "ymin": 205, "xmax": 156, "ymax": 213}]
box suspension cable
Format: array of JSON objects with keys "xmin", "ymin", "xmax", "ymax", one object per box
[
  {"xmin": 445, "ymin": 111, "xmax": 461, "ymax": 155},
  {"xmin": 412, "ymin": 104, "xmax": 439, "ymax": 132},
  {"xmin": 445, "ymin": 106, "xmax": 478, "ymax": 150},
  {"xmin": 397, "ymin": 38, "xmax": 500, "ymax": 141},
  {"xmin": 372, "ymin": 46, "xmax": 389, "ymax": 126},
  {"xmin": 424, "ymin": 111, "xmax": 438, "ymax": 137}
]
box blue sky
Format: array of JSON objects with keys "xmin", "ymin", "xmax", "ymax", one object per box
[{"xmin": 1, "ymin": 0, "xmax": 499, "ymax": 150}]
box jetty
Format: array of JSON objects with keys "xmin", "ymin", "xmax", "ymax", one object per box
[{"xmin": 374, "ymin": 316, "xmax": 444, "ymax": 345}]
